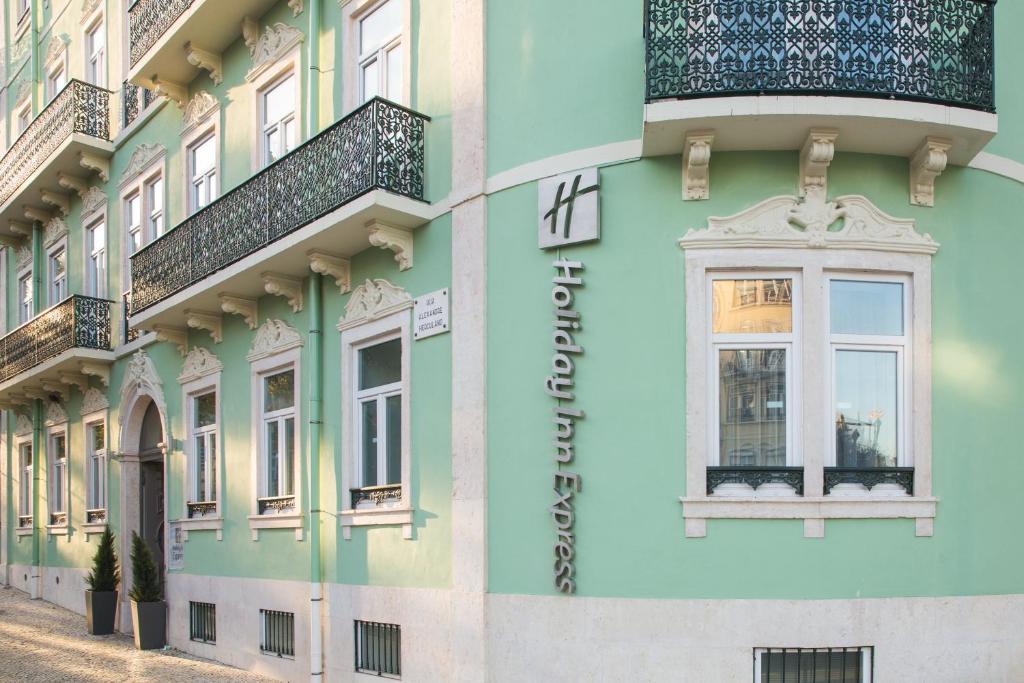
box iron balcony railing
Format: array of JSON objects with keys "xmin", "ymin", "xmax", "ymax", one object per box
[
  {"xmin": 0, "ymin": 80, "xmax": 111, "ymax": 209},
  {"xmin": 128, "ymin": 0, "xmax": 196, "ymax": 68},
  {"xmin": 122, "ymin": 81, "xmax": 156, "ymax": 129},
  {"xmin": 707, "ymin": 465, "xmax": 804, "ymax": 495},
  {"xmin": 129, "ymin": 97, "xmax": 427, "ymax": 315},
  {"xmin": 645, "ymin": 0, "xmax": 996, "ymax": 112},
  {"xmin": 0, "ymin": 296, "xmax": 113, "ymax": 384},
  {"xmin": 351, "ymin": 484, "xmax": 402, "ymax": 509}
]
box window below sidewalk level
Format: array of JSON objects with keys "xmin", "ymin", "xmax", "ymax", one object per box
[
  {"xmin": 260, "ymin": 609, "xmax": 294, "ymax": 659},
  {"xmin": 754, "ymin": 646, "xmax": 873, "ymax": 683},
  {"xmin": 355, "ymin": 620, "xmax": 401, "ymax": 678}
]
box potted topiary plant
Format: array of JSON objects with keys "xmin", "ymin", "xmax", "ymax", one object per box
[
  {"xmin": 128, "ymin": 531, "xmax": 165, "ymax": 650},
  {"xmin": 85, "ymin": 526, "xmax": 119, "ymax": 635}
]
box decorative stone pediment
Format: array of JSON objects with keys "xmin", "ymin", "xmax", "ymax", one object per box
[
  {"xmin": 118, "ymin": 351, "xmax": 165, "ymax": 426},
  {"xmin": 178, "ymin": 346, "xmax": 223, "ymax": 384},
  {"xmin": 15, "ymin": 413, "xmax": 33, "ymax": 436},
  {"xmin": 82, "ymin": 186, "xmax": 106, "ymax": 215},
  {"xmin": 81, "ymin": 0, "xmax": 102, "ymax": 21},
  {"xmin": 14, "ymin": 78, "xmax": 31, "ymax": 107},
  {"xmin": 182, "ymin": 91, "xmax": 218, "ymax": 132},
  {"xmin": 244, "ymin": 21, "xmax": 304, "ymax": 82},
  {"xmin": 247, "ymin": 319, "xmax": 303, "ymax": 362},
  {"xmin": 44, "ymin": 35, "xmax": 68, "ymax": 66},
  {"xmin": 43, "ymin": 216, "xmax": 68, "ymax": 246},
  {"xmin": 678, "ymin": 189, "xmax": 938, "ymax": 255},
  {"xmin": 121, "ymin": 144, "xmax": 165, "ymax": 185},
  {"xmin": 337, "ymin": 279, "xmax": 412, "ymax": 331},
  {"xmin": 16, "ymin": 244, "xmax": 32, "ymax": 270},
  {"xmin": 80, "ymin": 387, "xmax": 109, "ymax": 416},
  {"xmin": 45, "ymin": 401, "xmax": 67, "ymax": 426}
]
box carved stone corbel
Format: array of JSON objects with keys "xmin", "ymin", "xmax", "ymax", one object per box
[
  {"xmin": 79, "ymin": 151, "xmax": 110, "ymax": 181},
  {"xmin": 262, "ymin": 272, "xmax": 304, "ymax": 312},
  {"xmin": 152, "ymin": 78, "xmax": 188, "ymax": 109},
  {"xmin": 40, "ymin": 190, "xmax": 70, "ymax": 216},
  {"xmin": 242, "ymin": 17, "xmax": 259, "ymax": 53},
  {"xmin": 366, "ymin": 221, "xmax": 414, "ymax": 271},
  {"xmin": 799, "ymin": 128, "xmax": 838, "ymax": 197},
  {"xmin": 288, "ymin": 0, "xmax": 303, "ymax": 16},
  {"xmin": 56, "ymin": 172, "xmax": 89, "ymax": 199},
  {"xmin": 6, "ymin": 393, "xmax": 29, "ymax": 405},
  {"xmin": 184, "ymin": 43, "xmax": 223, "ymax": 85},
  {"xmin": 682, "ymin": 131, "xmax": 714, "ymax": 201},
  {"xmin": 80, "ymin": 362, "xmax": 110, "ymax": 386},
  {"xmin": 42, "ymin": 381, "xmax": 68, "ymax": 401},
  {"xmin": 219, "ymin": 294, "xmax": 258, "ymax": 330},
  {"xmin": 8, "ymin": 221, "xmax": 31, "ymax": 237},
  {"xmin": 910, "ymin": 137, "xmax": 952, "ymax": 208},
  {"xmin": 308, "ymin": 250, "xmax": 351, "ymax": 294},
  {"xmin": 153, "ymin": 325, "xmax": 188, "ymax": 355},
  {"xmin": 24, "ymin": 387, "xmax": 50, "ymax": 401},
  {"xmin": 185, "ymin": 310, "xmax": 223, "ymax": 344},
  {"xmin": 59, "ymin": 371, "xmax": 90, "ymax": 393},
  {"xmin": 24, "ymin": 205, "xmax": 52, "ymax": 225}
]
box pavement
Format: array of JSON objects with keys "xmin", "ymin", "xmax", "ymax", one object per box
[{"xmin": 0, "ymin": 585, "xmax": 278, "ymax": 682}]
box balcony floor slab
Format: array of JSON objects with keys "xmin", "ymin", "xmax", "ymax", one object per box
[{"xmin": 0, "ymin": 347, "xmax": 114, "ymax": 403}]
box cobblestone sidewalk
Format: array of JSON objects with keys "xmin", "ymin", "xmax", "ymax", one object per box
[{"xmin": 0, "ymin": 586, "xmax": 278, "ymax": 682}]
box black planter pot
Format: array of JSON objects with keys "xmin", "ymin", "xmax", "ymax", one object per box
[
  {"xmin": 130, "ymin": 600, "xmax": 166, "ymax": 650},
  {"xmin": 85, "ymin": 590, "xmax": 118, "ymax": 635}
]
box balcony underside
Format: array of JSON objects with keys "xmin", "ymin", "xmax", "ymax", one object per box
[
  {"xmin": 129, "ymin": 190, "xmax": 433, "ymax": 331},
  {"xmin": 0, "ymin": 135, "xmax": 114, "ymax": 238},
  {"xmin": 0, "ymin": 348, "xmax": 113, "ymax": 405},
  {"xmin": 128, "ymin": 0, "xmax": 279, "ymax": 88},
  {"xmin": 642, "ymin": 95, "xmax": 997, "ymax": 166}
]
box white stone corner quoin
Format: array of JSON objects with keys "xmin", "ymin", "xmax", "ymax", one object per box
[{"xmin": 683, "ymin": 131, "xmax": 714, "ymax": 201}]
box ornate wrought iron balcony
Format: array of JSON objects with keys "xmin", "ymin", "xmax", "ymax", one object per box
[
  {"xmin": 130, "ymin": 98, "xmax": 427, "ymax": 315},
  {"xmin": 0, "ymin": 80, "xmax": 112, "ymax": 229},
  {"xmin": 824, "ymin": 466, "xmax": 914, "ymax": 495},
  {"xmin": 707, "ymin": 466, "xmax": 804, "ymax": 495},
  {"xmin": 0, "ymin": 296, "xmax": 113, "ymax": 386},
  {"xmin": 129, "ymin": 0, "xmax": 196, "ymax": 68},
  {"xmin": 645, "ymin": 0, "xmax": 996, "ymax": 112},
  {"xmin": 351, "ymin": 484, "xmax": 403, "ymax": 509}
]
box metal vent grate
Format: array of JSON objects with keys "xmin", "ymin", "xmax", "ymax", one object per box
[
  {"xmin": 189, "ymin": 601, "xmax": 216, "ymax": 644},
  {"xmin": 354, "ymin": 620, "xmax": 401, "ymax": 678},
  {"xmin": 260, "ymin": 609, "xmax": 295, "ymax": 659}
]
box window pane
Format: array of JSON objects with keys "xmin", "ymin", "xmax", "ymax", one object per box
[
  {"xmin": 360, "ymin": 0, "xmax": 400, "ymax": 54},
  {"xmin": 195, "ymin": 436, "xmax": 207, "ymax": 501},
  {"xmin": 719, "ymin": 349, "xmax": 787, "ymax": 466},
  {"xmin": 361, "ymin": 400, "xmax": 378, "ymax": 487},
  {"xmin": 361, "ymin": 59, "xmax": 380, "ymax": 102},
  {"xmin": 194, "ymin": 392, "xmax": 216, "ymax": 428},
  {"xmin": 712, "ymin": 279, "xmax": 792, "ymax": 334},
  {"xmin": 385, "ymin": 394, "xmax": 401, "ymax": 485},
  {"xmin": 264, "ymin": 371, "xmax": 295, "ymax": 412},
  {"xmin": 385, "ymin": 43, "xmax": 403, "ymax": 102},
  {"xmin": 831, "ymin": 280, "xmax": 904, "ymax": 336},
  {"xmin": 359, "ymin": 339, "xmax": 401, "ymax": 390},
  {"xmin": 266, "ymin": 420, "xmax": 280, "ymax": 497},
  {"xmin": 835, "ymin": 350, "xmax": 898, "ymax": 468},
  {"xmin": 210, "ymin": 437, "xmax": 217, "ymax": 503},
  {"xmin": 264, "ymin": 76, "xmax": 295, "ymax": 126},
  {"xmin": 193, "ymin": 136, "xmax": 216, "ymax": 176},
  {"xmin": 283, "ymin": 418, "xmax": 294, "ymax": 496}
]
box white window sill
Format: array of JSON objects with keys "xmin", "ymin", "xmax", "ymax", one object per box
[
  {"xmin": 45, "ymin": 524, "xmax": 70, "ymax": 536},
  {"xmin": 82, "ymin": 522, "xmax": 108, "ymax": 535},
  {"xmin": 680, "ymin": 496, "xmax": 937, "ymax": 538},
  {"xmin": 175, "ymin": 516, "xmax": 224, "ymax": 541},
  {"xmin": 339, "ymin": 506, "xmax": 414, "ymax": 540},
  {"xmin": 248, "ymin": 513, "xmax": 304, "ymax": 541},
  {"xmin": 15, "ymin": 527, "xmax": 34, "ymax": 537}
]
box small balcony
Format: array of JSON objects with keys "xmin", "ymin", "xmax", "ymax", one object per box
[
  {"xmin": 0, "ymin": 81, "xmax": 113, "ymax": 238},
  {"xmin": 128, "ymin": 98, "xmax": 431, "ymax": 333},
  {"xmin": 0, "ymin": 296, "xmax": 115, "ymax": 406},
  {"xmin": 127, "ymin": 0, "xmax": 286, "ymax": 90},
  {"xmin": 643, "ymin": 0, "xmax": 997, "ymax": 166}
]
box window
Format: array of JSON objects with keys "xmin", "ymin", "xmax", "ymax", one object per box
[
  {"xmin": 189, "ymin": 134, "xmax": 217, "ymax": 212},
  {"xmin": 125, "ymin": 192, "xmax": 143, "ymax": 258},
  {"xmin": 15, "ymin": 102, "xmax": 31, "ymax": 135},
  {"xmin": 86, "ymin": 20, "xmax": 106, "ymax": 87},
  {"xmin": 355, "ymin": 339, "xmax": 402, "ymax": 495},
  {"xmin": 754, "ymin": 647, "xmax": 873, "ymax": 683},
  {"xmin": 86, "ymin": 421, "xmax": 106, "ymax": 513},
  {"xmin": 354, "ymin": 620, "xmax": 401, "ymax": 678},
  {"xmin": 189, "ymin": 602, "xmax": 216, "ymax": 644},
  {"xmin": 358, "ymin": 0, "xmax": 403, "ymax": 104},
  {"xmin": 47, "ymin": 243, "xmax": 67, "ymax": 305},
  {"xmin": 46, "ymin": 62, "xmax": 66, "ymax": 102},
  {"xmin": 260, "ymin": 369, "xmax": 296, "ymax": 512},
  {"xmin": 123, "ymin": 168, "xmax": 164, "ymax": 289},
  {"xmin": 18, "ymin": 442, "xmax": 32, "ymax": 525},
  {"xmin": 189, "ymin": 391, "xmax": 217, "ymax": 516},
  {"xmin": 49, "ymin": 432, "xmax": 67, "ymax": 525},
  {"xmin": 261, "ymin": 75, "xmax": 297, "ymax": 165},
  {"xmin": 86, "ymin": 219, "xmax": 107, "ymax": 298},
  {"xmin": 18, "ymin": 269, "xmax": 33, "ymax": 324},
  {"xmin": 260, "ymin": 610, "xmax": 295, "ymax": 658},
  {"xmin": 146, "ymin": 175, "xmax": 165, "ymax": 238}
]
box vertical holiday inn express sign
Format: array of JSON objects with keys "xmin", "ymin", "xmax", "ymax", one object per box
[{"xmin": 538, "ymin": 168, "xmax": 599, "ymax": 594}]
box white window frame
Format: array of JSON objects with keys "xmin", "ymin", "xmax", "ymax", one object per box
[
  {"xmin": 181, "ymin": 101, "xmax": 220, "ymax": 215},
  {"xmin": 189, "ymin": 390, "xmax": 219, "ymax": 506},
  {"xmin": 342, "ymin": 0, "xmax": 412, "ymax": 113},
  {"xmin": 47, "ymin": 427, "xmax": 69, "ymax": 529},
  {"xmin": 250, "ymin": 52, "xmax": 302, "ymax": 172},
  {"xmin": 187, "ymin": 132, "xmax": 218, "ymax": 214},
  {"xmin": 179, "ymin": 349, "xmax": 225, "ymax": 538},
  {"xmin": 84, "ymin": 15, "xmax": 107, "ymax": 88},
  {"xmin": 119, "ymin": 152, "xmax": 166, "ymax": 288},
  {"xmin": 353, "ymin": 334, "xmax": 403, "ymax": 490},
  {"xmin": 682, "ymin": 247, "xmax": 935, "ymax": 539},
  {"xmin": 259, "ymin": 73, "xmax": 298, "ymax": 167},
  {"xmin": 356, "ymin": 0, "xmax": 402, "ymax": 104},
  {"xmin": 14, "ymin": 99, "xmax": 32, "ymax": 137},
  {"xmin": 83, "ymin": 416, "xmax": 108, "ymax": 523},
  {"xmin": 84, "ymin": 214, "xmax": 107, "ymax": 298},
  {"xmin": 46, "ymin": 238, "xmax": 68, "ymax": 306},
  {"xmin": 16, "ymin": 436, "xmax": 33, "ymax": 529},
  {"xmin": 339, "ymin": 308, "xmax": 413, "ymax": 539},
  {"xmin": 15, "ymin": 0, "xmax": 30, "ymax": 38},
  {"xmin": 45, "ymin": 54, "xmax": 68, "ymax": 104},
  {"xmin": 17, "ymin": 264, "xmax": 33, "ymax": 324}
]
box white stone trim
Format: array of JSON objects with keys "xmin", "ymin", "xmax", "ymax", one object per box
[
  {"xmin": 337, "ymin": 278, "xmax": 412, "ymax": 330},
  {"xmin": 180, "ymin": 358, "xmax": 223, "ymax": 526},
  {"xmin": 968, "ymin": 151, "xmax": 1024, "ymax": 184},
  {"xmin": 247, "ymin": 319, "xmax": 304, "ymax": 362},
  {"xmin": 80, "ymin": 387, "xmax": 108, "ymax": 415}
]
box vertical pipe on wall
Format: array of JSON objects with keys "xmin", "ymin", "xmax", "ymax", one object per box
[
  {"xmin": 29, "ymin": 225, "xmax": 42, "ymax": 599},
  {"xmin": 307, "ymin": 0, "xmax": 321, "ymax": 136},
  {"xmin": 29, "ymin": 0, "xmax": 37, "ymax": 115},
  {"xmin": 307, "ymin": 271, "xmax": 324, "ymax": 681}
]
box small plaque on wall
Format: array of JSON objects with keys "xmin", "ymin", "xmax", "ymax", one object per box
[{"xmin": 414, "ymin": 288, "xmax": 449, "ymax": 340}]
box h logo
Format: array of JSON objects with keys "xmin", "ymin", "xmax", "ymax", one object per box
[{"xmin": 538, "ymin": 168, "xmax": 601, "ymax": 249}]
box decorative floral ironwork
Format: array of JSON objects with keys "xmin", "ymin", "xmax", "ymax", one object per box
[
  {"xmin": 129, "ymin": 0, "xmax": 197, "ymax": 67},
  {"xmin": 187, "ymin": 501, "xmax": 217, "ymax": 518},
  {"xmin": 18, "ymin": 515, "xmax": 32, "ymax": 528},
  {"xmin": 122, "ymin": 81, "xmax": 155, "ymax": 128},
  {"xmin": 706, "ymin": 466, "xmax": 805, "ymax": 495},
  {"xmin": 86, "ymin": 509, "xmax": 107, "ymax": 524},
  {"xmin": 0, "ymin": 296, "xmax": 113, "ymax": 384},
  {"xmin": 645, "ymin": 0, "xmax": 996, "ymax": 112},
  {"xmin": 350, "ymin": 485, "xmax": 402, "ymax": 509},
  {"xmin": 50, "ymin": 512, "xmax": 67, "ymax": 526},
  {"xmin": 258, "ymin": 495, "xmax": 296, "ymax": 515},
  {"xmin": 0, "ymin": 80, "xmax": 111, "ymax": 209},
  {"xmin": 824, "ymin": 467, "xmax": 914, "ymax": 495},
  {"xmin": 130, "ymin": 98, "xmax": 427, "ymax": 314}
]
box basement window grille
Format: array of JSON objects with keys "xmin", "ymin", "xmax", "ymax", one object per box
[
  {"xmin": 260, "ymin": 609, "xmax": 295, "ymax": 659},
  {"xmin": 354, "ymin": 620, "xmax": 401, "ymax": 678},
  {"xmin": 189, "ymin": 601, "xmax": 216, "ymax": 644},
  {"xmin": 754, "ymin": 647, "xmax": 873, "ymax": 683}
]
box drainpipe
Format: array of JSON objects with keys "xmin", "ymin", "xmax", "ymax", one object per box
[
  {"xmin": 29, "ymin": 0, "xmax": 38, "ymax": 116},
  {"xmin": 307, "ymin": 0, "xmax": 321, "ymax": 136},
  {"xmin": 307, "ymin": 272, "xmax": 324, "ymax": 681},
  {"xmin": 29, "ymin": 226, "xmax": 41, "ymax": 600}
]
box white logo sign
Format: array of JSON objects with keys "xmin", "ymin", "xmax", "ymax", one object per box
[
  {"xmin": 414, "ymin": 288, "xmax": 449, "ymax": 340},
  {"xmin": 538, "ymin": 168, "xmax": 600, "ymax": 249}
]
